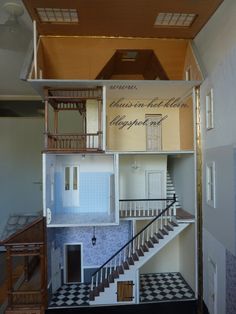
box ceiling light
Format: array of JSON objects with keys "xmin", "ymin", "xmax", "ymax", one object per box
[
  {"xmin": 36, "ymin": 8, "xmax": 79, "ymax": 23},
  {"xmin": 154, "ymin": 13, "xmax": 196, "ymax": 27}
]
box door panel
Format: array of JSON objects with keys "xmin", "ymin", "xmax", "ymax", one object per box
[
  {"xmin": 64, "ymin": 244, "xmax": 83, "ymax": 283},
  {"xmin": 117, "ymin": 281, "xmax": 134, "ymax": 302},
  {"xmin": 63, "ymin": 165, "xmax": 79, "ymax": 207},
  {"xmin": 146, "ymin": 114, "xmax": 162, "ymax": 151},
  {"xmin": 146, "ymin": 170, "xmax": 164, "ymax": 210}
]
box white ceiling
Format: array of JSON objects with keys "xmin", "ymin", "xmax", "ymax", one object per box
[{"xmin": 0, "ymin": 0, "xmax": 37, "ymax": 97}]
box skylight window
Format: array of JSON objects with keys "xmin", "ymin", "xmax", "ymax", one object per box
[
  {"xmin": 154, "ymin": 13, "xmax": 196, "ymax": 27},
  {"xmin": 121, "ymin": 51, "xmax": 138, "ymax": 62},
  {"xmin": 36, "ymin": 8, "xmax": 79, "ymax": 23}
]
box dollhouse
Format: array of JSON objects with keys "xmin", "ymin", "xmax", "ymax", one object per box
[{"xmin": 1, "ymin": 0, "xmax": 213, "ymax": 312}]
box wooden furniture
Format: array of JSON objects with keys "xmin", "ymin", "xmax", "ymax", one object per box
[
  {"xmin": 1, "ymin": 218, "xmax": 47, "ymax": 314},
  {"xmin": 44, "ymin": 87, "xmax": 103, "ymax": 153}
]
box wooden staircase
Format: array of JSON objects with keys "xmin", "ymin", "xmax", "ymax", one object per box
[{"xmin": 89, "ymin": 196, "xmax": 190, "ymax": 305}]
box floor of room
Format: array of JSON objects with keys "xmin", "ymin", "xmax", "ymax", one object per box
[{"xmin": 48, "ymin": 272, "xmax": 195, "ymax": 308}]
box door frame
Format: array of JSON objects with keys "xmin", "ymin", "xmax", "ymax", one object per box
[
  {"xmin": 145, "ymin": 114, "xmax": 162, "ymax": 151},
  {"xmin": 145, "ymin": 170, "xmax": 165, "ymax": 199},
  {"xmin": 64, "ymin": 243, "xmax": 84, "ymax": 284}
]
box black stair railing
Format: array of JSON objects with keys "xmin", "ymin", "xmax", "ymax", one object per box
[{"xmin": 90, "ymin": 194, "xmax": 176, "ymax": 295}]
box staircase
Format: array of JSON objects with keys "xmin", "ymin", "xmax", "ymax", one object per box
[
  {"xmin": 90, "ymin": 196, "xmax": 190, "ymax": 305},
  {"xmin": 166, "ymin": 171, "xmax": 181, "ymax": 209}
]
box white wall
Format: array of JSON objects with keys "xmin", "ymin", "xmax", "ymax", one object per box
[
  {"xmin": 0, "ymin": 118, "xmax": 44, "ymax": 237},
  {"xmin": 140, "ymin": 236, "xmax": 180, "ymax": 274},
  {"xmin": 55, "ymin": 154, "xmax": 114, "ymax": 172},
  {"xmin": 179, "ymin": 224, "xmax": 196, "ymax": 291},
  {"xmin": 119, "ymin": 155, "xmax": 167, "ymax": 199},
  {"xmin": 203, "ymin": 228, "xmax": 226, "ymax": 314},
  {"xmin": 168, "ymin": 155, "xmax": 195, "ymax": 214}
]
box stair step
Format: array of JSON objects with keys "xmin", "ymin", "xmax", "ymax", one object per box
[
  {"xmin": 103, "ymin": 278, "xmax": 110, "ymax": 287},
  {"xmin": 128, "ymin": 257, "xmax": 135, "ymax": 265},
  {"xmin": 150, "ymin": 236, "xmax": 159, "ymax": 244},
  {"xmin": 108, "ymin": 273, "xmax": 115, "ymax": 283},
  {"xmin": 140, "ymin": 244, "xmax": 149, "ymax": 252},
  {"xmin": 160, "ymin": 228, "xmax": 169, "ymax": 236},
  {"xmin": 123, "ymin": 261, "xmax": 129, "ymax": 270},
  {"xmin": 131, "ymin": 252, "xmax": 139, "ymax": 261},
  {"xmin": 155, "ymin": 232, "xmax": 164, "ymax": 240},
  {"xmin": 136, "ymin": 248, "xmax": 144, "ymax": 256},
  {"xmin": 117, "ymin": 265, "xmax": 124, "ymax": 274},
  {"xmin": 169, "ymin": 220, "xmax": 178, "ymax": 227},
  {"xmin": 145, "ymin": 240, "xmax": 154, "ymax": 248},
  {"xmin": 165, "ymin": 224, "xmax": 174, "ymax": 232},
  {"xmin": 112, "ymin": 269, "xmax": 119, "ymax": 279}
]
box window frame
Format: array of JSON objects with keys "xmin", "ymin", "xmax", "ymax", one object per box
[
  {"xmin": 206, "ymin": 161, "xmax": 216, "ymax": 208},
  {"xmin": 206, "ymin": 88, "xmax": 214, "ymax": 130}
]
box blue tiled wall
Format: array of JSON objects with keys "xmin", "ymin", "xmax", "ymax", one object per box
[
  {"xmin": 226, "ymin": 249, "xmax": 236, "ymax": 314},
  {"xmin": 54, "ymin": 172, "xmax": 112, "ymax": 213},
  {"xmin": 53, "ymin": 221, "xmax": 132, "ymax": 267}
]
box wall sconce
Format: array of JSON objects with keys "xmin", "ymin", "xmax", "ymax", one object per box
[
  {"xmin": 82, "ymin": 154, "xmax": 86, "ymax": 160},
  {"xmin": 91, "ymin": 226, "xmax": 96, "ymax": 246},
  {"xmin": 131, "ymin": 160, "xmax": 140, "ymax": 171}
]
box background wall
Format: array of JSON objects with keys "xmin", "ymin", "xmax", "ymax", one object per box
[
  {"xmin": 40, "ymin": 37, "xmax": 188, "ymax": 80},
  {"xmin": 107, "ymin": 102, "xmax": 180, "ymax": 151},
  {"xmin": 53, "ymin": 221, "xmax": 131, "ymax": 268},
  {"xmin": 119, "ymin": 155, "xmax": 167, "ymax": 199},
  {"xmin": 53, "ymin": 154, "xmax": 114, "ymax": 214},
  {"xmin": 0, "ymin": 118, "xmax": 43, "ymax": 239}
]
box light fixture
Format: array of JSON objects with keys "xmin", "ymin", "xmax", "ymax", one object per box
[
  {"xmin": 1, "ymin": 2, "xmax": 24, "ymax": 32},
  {"xmin": 131, "ymin": 160, "xmax": 140, "ymax": 171},
  {"xmin": 82, "ymin": 154, "xmax": 85, "ymax": 160},
  {"xmin": 91, "ymin": 226, "xmax": 96, "ymax": 246}
]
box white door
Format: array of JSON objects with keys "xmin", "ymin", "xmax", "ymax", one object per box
[
  {"xmin": 146, "ymin": 170, "xmax": 164, "ymax": 210},
  {"xmin": 146, "ymin": 114, "xmax": 162, "ymax": 151},
  {"xmin": 63, "ymin": 165, "xmax": 79, "ymax": 207},
  {"xmin": 208, "ymin": 258, "xmax": 217, "ymax": 314},
  {"xmin": 51, "ymin": 247, "xmax": 61, "ymax": 293}
]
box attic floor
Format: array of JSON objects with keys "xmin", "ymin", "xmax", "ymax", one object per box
[{"xmin": 48, "ymin": 272, "xmax": 195, "ymax": 308}]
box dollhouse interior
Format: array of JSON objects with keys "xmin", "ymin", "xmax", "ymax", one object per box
[{"xmin": 2, "ymin": 0, "xmax": 222, "ymax": 312}]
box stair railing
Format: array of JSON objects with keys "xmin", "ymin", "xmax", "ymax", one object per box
[{"xmin": 90, "ymin": 194, "xmax": 176, "ymax": 294}]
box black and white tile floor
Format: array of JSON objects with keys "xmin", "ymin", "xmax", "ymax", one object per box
[
  {"xmin": 49, "ymin": 272, "xmax": 194, "ymax": 307},
  {"xmin": 140, "ymin": 272, "xmax": 195, "ymax": 303},
  {"xmin": 49, "ymin": 283, "xmax": 90, "ymax": 307}
]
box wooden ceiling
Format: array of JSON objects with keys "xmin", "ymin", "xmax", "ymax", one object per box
[{"xmin": 23, "ymin": 0, "xmax": 224, "ymax": 39}]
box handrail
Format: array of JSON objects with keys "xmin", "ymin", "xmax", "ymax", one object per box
[
  {"xmin": 91, "ymin": 194, "xmax": 176, "ymax": 279},
  {"xmin": 120, "ymin": 197, "xmax": 175, "ymax": 202}
]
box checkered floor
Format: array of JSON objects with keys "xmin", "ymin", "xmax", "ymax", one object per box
[
  {"xmin": 140, "ymin": 272, "xmax": 195, "ymax": 303},
  {"xmin": 49, "ymin": 283, "xmax": 90, "ymax": 307}
]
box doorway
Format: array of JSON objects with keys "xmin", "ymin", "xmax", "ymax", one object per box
[
  {"xmin": 146, "ymin": 170, "xmax": 165, "ymax": 210},
  {"xmin": 62, "ymin": 165, "xmax": 79, "ymax": 207},
  {"xmin": 146, "ymin": 114, "xmax": 162, "ymax": 151},
  {"xmin": 64, "ymin": 244, "xmax": 83, "ymax": 283}
]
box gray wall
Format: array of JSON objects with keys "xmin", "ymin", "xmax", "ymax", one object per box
[
  {"xmin": 0, "ymin": 118, "xmax": 44, "ymax": 239},
  {"xmin": 194, "ymin": 1, "xmax": 236, "ymax": 312},
  {"xmin": 168, "ymin": 155, "xmax": 195, "ymax": 214}
]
